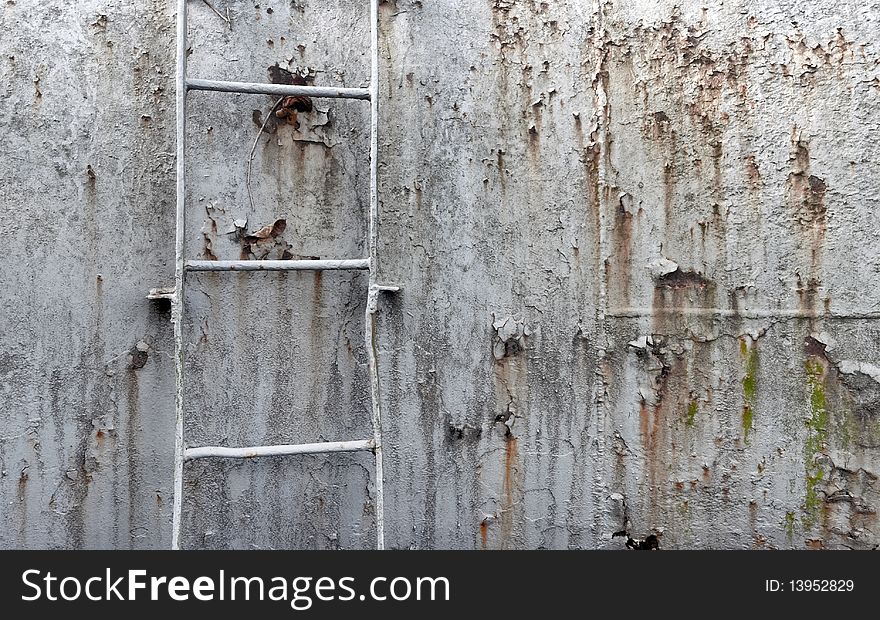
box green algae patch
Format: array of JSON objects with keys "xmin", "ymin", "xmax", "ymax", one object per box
[
  {"xmin": 685, "ymin": 399, "xmax": 698, "ymax": 427},
  {"xmin": 803, "ymin": 358, "xmax": 829, "ymax": 529},
  {"xmin": 784, "ymin": 511, "xmax": 797, "ymax": 539},
  {"xmin": 740, "ymin": 338, "xmax": 759, "ymax": 441}
]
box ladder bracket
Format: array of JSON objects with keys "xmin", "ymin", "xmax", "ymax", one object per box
[
  {"xmin": 373, "ymin": 284, "xmax": 401, "ymax": 293},
  {"xmin": 368, "ymin": 284, "xmax": 401, "ymax": 312},
  {"xmin": 147, "ymin": 286, "xmax": 176, "ymax": 301}
]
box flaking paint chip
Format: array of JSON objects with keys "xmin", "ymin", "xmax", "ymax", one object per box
[
  {"xmin": 646, "ymin": 257, "xmax": 679, "ymax": 278},
  {"xmin": 628, "ymin": 335, "xmax": 653, "ymax": 349}
]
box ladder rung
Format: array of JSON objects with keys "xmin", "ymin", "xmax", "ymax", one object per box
[
  {"xmin": 187, "ymin": 78, "xmax": 370, "ymax": 100},
  {"xmin": 185, "ymin": 259, "xmax": 370, "ymax": 272},
  {"xmin": 185, "ymin": 439, "xmax": 375, "ymax": 461}
]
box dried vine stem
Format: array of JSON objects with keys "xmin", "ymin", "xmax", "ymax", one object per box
[
  {"xmin": 201, "ymin": 0, "xmax": 230, "ymax": 26},
  {"xmin": 246, "ymin": 98, "xmax": 284, "ymax": 213}
]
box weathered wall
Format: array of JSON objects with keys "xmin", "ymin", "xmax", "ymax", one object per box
[{"xmin": 1, "ymin": 0, "xmax": 878, "ymax": 549}]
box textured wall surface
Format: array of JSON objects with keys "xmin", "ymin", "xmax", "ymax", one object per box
[{"xmin": 1, "ymin": 0, "xmax": 878, "ymax": 549}]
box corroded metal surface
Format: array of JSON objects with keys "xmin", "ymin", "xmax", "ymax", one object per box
[{"xmin": 1, "ymin": 0, "xmax": 877, "ymax": 549}]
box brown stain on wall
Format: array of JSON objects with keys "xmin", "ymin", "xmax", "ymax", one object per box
[
  {"xmin": 17, "ymin": 465, "xmax": 29, "ymax": 544},
  {"xmin": 17, "ymin": 467, "xmax": 28, "ymax": 502},
  {"xmin": 499, "ymin": 435, "xmax": 519, "ymax": 547},
  {"xmin": 652, "ymin": 269, "xmax": 717, "ymax": 321},
  {"xmin": 786, "ymin": 133, "xmax": 827, "ymax": 286},
  {"xmin": 126, "ymin": 360, "xmax": 142, "ymax": 544},
  {"xmin": 745, "ymin": 154, "xmax": 761, "ymax": 190},
  {"xmin": 573, "ymin": 113, "xmax": 604, "ymax": 281},
  {"xmin": 796, "ymin": 274, "xmax": 823, "ymax": 319},
  {"xmin": 640, "ymin": 404, "xmax": 663, "ymax": 508},
  {"xmin": 496, "ymin": 149, "xmax": 506, "ymax": 194},
  {"xmin": 639, "ymin": 399, "xmax": 650, "ymax": 443},
  {"xmin": 202, "ymin": 215, "xmax": 219, "ymax": 261},
  {"xmin": 747, "ymin": 500, "xmax": 760, "ymax": 547},
  {"xmin": 490, "ymin": 313, "xmax": 527, "ymax": 548},
  {"xmin": 639, "ymin": 268, "xmax": 718, "ymax": 526},
  {"xmin": 641, "ymin": 357, "xmax": 673, "ymax": 524},
  {"xmin": 643, "ymin": 105, "xmax": 678, "ymax": 228},
  {"xmin": 304, "ymin": 271, "xmax": 324, "ymax": 425},
  {"xmin": 606, "ymin": 187, "xmax": 635, "ymax": 306}
]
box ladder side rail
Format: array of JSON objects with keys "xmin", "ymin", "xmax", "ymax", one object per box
[
  {"xmin": 366, "ymin": 0, "xmax": 385, "ymax": 551},
  {"xmin": 171, "ymin": 0, "xmax": 188, "ymax": 551}
]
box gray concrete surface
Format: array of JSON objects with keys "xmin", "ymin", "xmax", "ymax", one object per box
[{"xmin": 1, "ymin": 0, "xmax": 878, "ymax": 549}]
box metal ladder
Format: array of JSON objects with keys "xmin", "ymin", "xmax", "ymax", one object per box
[{"xmin": 169, "ymin": 0, "xmax": 394, "ymax": 550}]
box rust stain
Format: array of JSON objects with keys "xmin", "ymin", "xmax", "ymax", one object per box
[
  {"xmin": 654, "ymin": 268, "xmax": 714, "ymax": 291},
  {"xmin": 244, "ymin": 218, "xmax": 287, "ymax": 243},
  {"xmin": 302, "ymin": 270, "xmax": 325, "ymax": 420},
  {"xmin": 479, "ymin": 518, "xmax": 489, "ymax": 550},
  {"xmin": 662, "ymin": 163, "xmax": 675, "ymax": 225},
  {"xmin": 499, "ymin": 435, "xmax": 519, "ymax": 546},
  {"xmin": 648, "ymin": 401, "xmax": 666, "ymax": 490},
  {"xmin": 17, "ymin": 467, "xmax": 28, "ymax": 501},
  {"xmin": 639, "ymin": 400, "xmax": 650, "ymax": 447},
  {"xmin": 503, "ymin": 437, "xmax": 518, "ymax": 493},
  {"xmin": 267, "ymin": 64, "xmax": 313, "ymax": 130},
  {"xmin": 496, "ymin": 149, "xmax": 506, "ymax": 193},
  {"xmin": 652, "ymin": 268, "xmax": 718, "ymax": 336},
  {"xmin": 413, "ymin": 184, "xmax": 423, "ymax": 213},
  {"xmin": 607, "ymin": 188, "xmax": 635, "ymax": 305},
  {"xmin": 573, "ymin": 113, "xmax": 603, "ymax": 278},
  {"xmin": 748, "ymin": 500, "xmax": 759, "ymax": 547},
  {"xmin": 235, "ymin": 218, "xmax": 295, "ymax": 260},
  {"xmin": 488, "ymin": 326, "xmax": 526, "ymax": 545},
  {"xmin": 786, "ymin": 133, "xmax": 827, "ymax": 284},
  {"xmin": 796, "ymin": 274, "xmax": 822, "ymax": 318},
  {"xmin": 202, "ymin": 208, "xmax": 219, "ymax": 261},
  {"xmin": 637, "ymin": 348, "xmax": 677, "ymax": 523},
  {"xmin": 127, "ymin": 358, "xmax": 141, "ymax": 537},
  {"xmin": 745, "ymin": 153, "xmax": 761, "ymax": 188},
  {"xmin": 638, "ymin": 267, "xmax": 713, "ymax": 524},
  {"xmin": 491, "ymin": 316, "xmax": 528, "ymax": 452}
]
